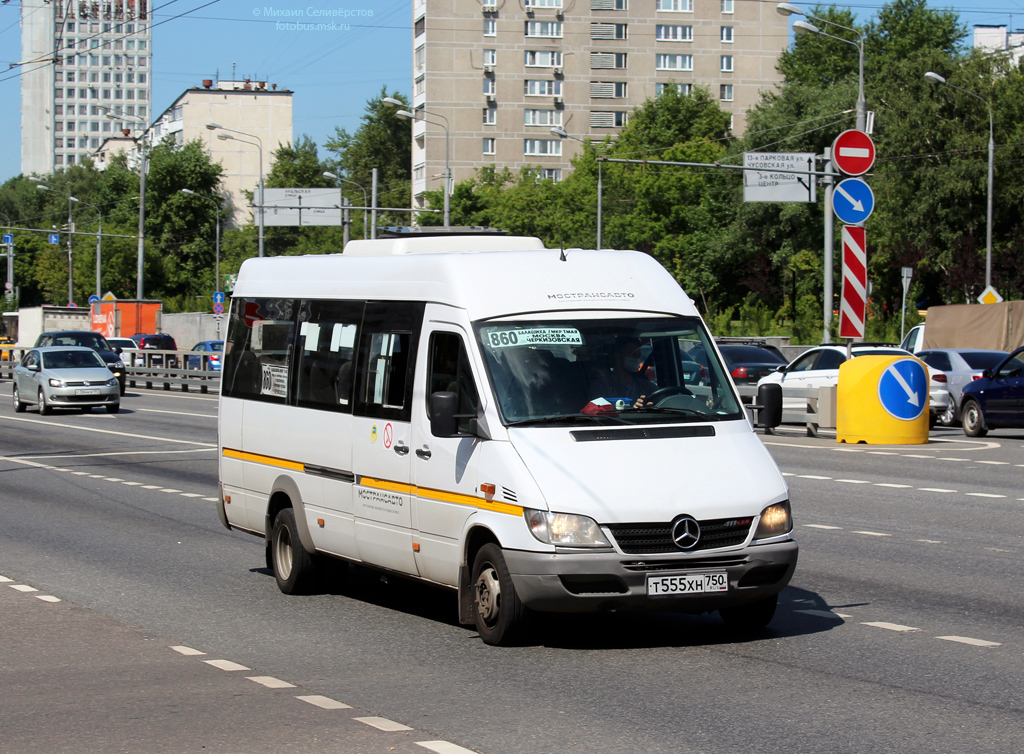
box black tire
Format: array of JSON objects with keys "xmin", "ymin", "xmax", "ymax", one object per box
[
  {"xmin": 937, "ymin": 394, "xmax": 958, "ymax": 427},
  {"xmin": 471, "ymin": 543, "xmax": 527, "ymax": 646},
  {"xmin": 719, "ymin": 593, "xmax": 778, "ymax": 631},
  {"xmin": 962, "ymin": 399, "xmax": 988, "ymax": 438},
  {"xmin": 105, "ymin": 403, "xmax": 120, "ymax": 414},
  {"xmin": 80, "ymin": 406, "xmax": 92, "ymax": 413},
  {"xmin": 13, "ymin": 385, "xmax": 25, "ymax": 413},
  {"xmin": 271, "ymin": 507, "xmax": 317, "ymax": 594},
  {"xmin": 38, "ymin": 388, "xmax": 51, "ymax": 415}
]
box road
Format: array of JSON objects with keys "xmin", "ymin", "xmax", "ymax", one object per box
[{"xmin": 1, "ymin": 387, "xmax": 1023, "ymax": 754}]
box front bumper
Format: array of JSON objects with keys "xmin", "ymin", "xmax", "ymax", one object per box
[
  {"xmin": 504, "ymin": 540, "xmax": 798, "ymax": 614},
  {"xmin": 46, "ymin": 386, "xmax": 120, "ymax": 407}
]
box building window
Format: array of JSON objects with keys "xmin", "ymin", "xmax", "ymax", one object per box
[
  {"xmin": 524, "ymin": 109, "xmax": 562, "ymax": 126},
  {"xmin": 721, "ymin": 26, "xmax": 733, "ymax": 43},
  {"xmin": 541, "ymin": 168, "xmax": 562, "ymax": 181},
  {"xmin": 526, "ymin": 21, "xmax": 563, "ymax": 38},
  {"xmin": 483, "ymin": 107, "xmax": 496, "ymax": 125},
  {"xmin": 483, "ymin": 78, "xmax": 496, "ymax": 95},
  {"xmin": 590, "ymin": 111, "xmax": 628, "ymax": 127},
  {"xmin": 415, "ymin": 45, "xmax": 426, "ymax": 71},
  {"xmin": 90, "ymin": 121, "xmax": 99, "ymax": 131},
  {"xmin": 526, "ymin": 0, "xmax": 563, "ymax": 6},
  {"xmin": 524, "ymin": 139, "xmax": 562, "ymax": 156},
  {"xmin": 657, "ymin": 0, "xmax": 692, "ymax": 11},
  {"xmin": 720, "ymin": 84, "xmax": 733, "ymax": 101},
  {"xmin": 721, "ymin": 55, "xmax": 734, "ymax": 72},
  {"xmin": 591, "ymin": 23, "xmax": 627, "ymax": 39},
  {"xmin": 591, "ymin": 52, "xmax": 627, "ymax": 69},
  {"xmin": 721, "ymin": 0, "xmax": 734, "ymax": 12},
  {"xmin": 656, "ymin": 54, "xmax": 692, "ymax": 71},
  {"xmin": 66, "ymin": 71, "xmax": 76, "ymax": 82},
  {"xmin": 414, "ymin": 16, "xmax": 425, "ymax": 36},
  {"xmin": 590, "ymin": 81, "xmax": 627, "ymax": 98},
  {"xmin": 139, "ymin": 107, "xmax": 147, "ymax": 118},
  {"xmin": 525, "ymin": 50, "xmax": 563, "ymax": 67},
  {"xmin": 483, "ymin": 49, "xmax": 496, "ymax": 66},
  {"xmin": 414, "ymin": 76, "xmax": 425, "ymax": 96},
  {"xmin": 483, "ymin": 138, "xmax": 496, "ymax": 155},
  {"xmin": 656, "ymin": 25, "xmax": 692, "ymax": 41},
  {"xmin": 484, "ymin": 18, "xmax": 496, "ymax": 36},
  {"xmin": 591, "ymin": 0, "xmax": 628, "ymax": 8},
  {"xmin": 525, "ymin": 79, "xmax": 562, "ymax": 96},
  {"xmin": 656, "ymin": 82, "xmax": 692, "ymax": 96}
]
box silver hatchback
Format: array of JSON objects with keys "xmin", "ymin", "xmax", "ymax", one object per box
[{"xmin": 13, "ymin": 347, "xmax": 121, "ymax": 414}]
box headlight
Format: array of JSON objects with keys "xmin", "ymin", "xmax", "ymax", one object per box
[
  {"xmin": 113, "ymin": 361, "xmax": 125, "ymax": 370},
  {"xmin": 754, "ymin": 501, "xmax": 792, "ymax": 539},
  {"xmin": 48, "ymin": 378, "xmax": 64, "ymax": 388},
  {"xmin": 107, "ymin": 378, "xmax": 118, "ymax": 387},
  {"xmin": 524, "ymin": 509, "xmax": 611, "ymax": 548}
]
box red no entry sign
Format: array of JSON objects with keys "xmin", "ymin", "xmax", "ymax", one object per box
[{"xmin": 832, "ymin": 130, "xmax": 876, "ymax": 176}]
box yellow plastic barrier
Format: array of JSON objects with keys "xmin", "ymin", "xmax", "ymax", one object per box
[{"xmin": 836, "ymin": 355, "xmax": 930, "ymax": 445}]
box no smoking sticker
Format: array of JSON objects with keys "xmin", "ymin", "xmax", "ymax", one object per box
[{"xmin": 383, "ymin": 423, "xmax": 393, "ymax": 449}]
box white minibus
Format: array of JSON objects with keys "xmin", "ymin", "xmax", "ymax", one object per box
[{"xmin": 217, "ymin": 232, "xmax": 796, "ymax": 645}]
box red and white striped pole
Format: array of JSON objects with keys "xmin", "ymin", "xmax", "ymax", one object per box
[{"xmin": 839, "ymin": 226, "xmax": 867, "ymax": 339}]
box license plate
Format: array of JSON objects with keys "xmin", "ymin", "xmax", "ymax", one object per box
[
  {"xmin": 647, "ymin": 572, "xmax": 728, "ymax": 596},
  {"xmin": 75, "ymin": 388, "xmax": 101, "ymax": 396}
]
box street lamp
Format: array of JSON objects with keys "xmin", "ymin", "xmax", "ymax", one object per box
[
  {"xmin": 925, "ymin": 71, "xmax": 996, "ymax": 290},
  {"xmin": 384, "ymin": 98, "xmax": 451, "ymax": 226},
  {"xmin": 180, "ymin": 189, "xmax": 221, "ymax": 294},
  {"xmin": 105, "ymin": 110, "xmax": 150, "ymax": 300},
  {"xmin": 207, "ymin": 123, "xmax": 265, "ymax": 257},
  {"xmin": 551, "ymin": 127, "xmax": 606, "ymax": 248},
  {"xmin": 34, "ymin": 182, "xmax": 78, "ymax": 303},
  {"xmin": 323, "ymin": 171, "xmax": 368, "ymax": 240},
  {"xmin": 778, "ymin": 3, "xmax": 866, "ymax": 133}
]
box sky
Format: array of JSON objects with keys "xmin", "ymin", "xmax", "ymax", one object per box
[{"xmin": 0, "ymin": 0, "xmax": 1023, "ymax": 184}]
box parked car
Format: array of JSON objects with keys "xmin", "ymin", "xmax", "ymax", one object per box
[
  {"xmin": 13, "ymin": 346, "xmax": 120, "ymax": 414},
  {"xmin": 756, "ymin": 343, "xmax": 949, "ymax": 425},
  {"xmin": 715, "ymin": 342, "xmax": 789, "ymax": 386},
  {"xmin": 186, "ymin": 340, "xmax": 224, "ymax": 371},
  {"xmin": 33, "ymin": 330, "xmax": 126, "ymax": 395},
  {"xmin": 916, "ymin": 348, "xmax": 1010, "ymax": 426},
  {"xmin": 131, "ymin": 333, "xmax": 179, "ymax": 369},
  {"xmin": 958, "ymin": 346, "xmax": 1024, "ymax": 437}
]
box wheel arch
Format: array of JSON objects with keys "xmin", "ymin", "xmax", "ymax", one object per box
[
  {"xmin": 265, "ymin": 474, "xmax": 317, "ymax": 555},
  {"xmin": 457, "ymin": 524, "xmax": 502, "ymax": 625}
]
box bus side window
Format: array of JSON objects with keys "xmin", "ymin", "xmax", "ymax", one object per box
[
  {"xmin": 295, "ymin": 300, "xmax": 361, "ymax": 412},
  {"xmin": 354, "ymin": 302, "xmax": 425, "ymax": 422},
  {"xmin": 221, "ymin": 297, "xmax": 295, "ymax": 403}
]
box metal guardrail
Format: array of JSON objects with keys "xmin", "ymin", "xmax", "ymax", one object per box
[{"xmin": 737, "ymin": 384, "xmax": 836, "ymax": 437}]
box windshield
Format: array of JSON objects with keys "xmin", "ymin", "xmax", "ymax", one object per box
[
  {"xmin": 43, "ymin": 350, "xmax": 105, "ymax": 370},
  {"xmin": 475, "ymin": 315, "xmax": 742, "ymax": 426},
  {"xmin": 54, "ymin": 332, "xmax": 109, "ymax": 351}
]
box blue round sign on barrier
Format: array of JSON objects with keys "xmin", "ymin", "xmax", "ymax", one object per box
[{"xmin": 877, "ymin": 359, "xmax": 927, "ymax": 421}]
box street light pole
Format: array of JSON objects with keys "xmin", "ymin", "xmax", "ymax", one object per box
[
  {"xmin": 384, "ymin": 98, "xmax": 451, "ymax": 226},
  {"xmin": 323, "ymin": 171, "xmax": 368, "ymax": 240},
  {"xmin": 104, "ymin": 110, "xmax": 151, "ymax": 300},
  {"xmin": 180, "ymin": 189, "xmax": 221, "ymax": 292},
  {"xmin": 34, "ymin": 182, "xmax": 79, "ymax": 303},
  {"xmin": 208, "ymin": 123, "xmax": 265, "ymax": 256},
  {"xmin": 924, "ymin": 71, "xmax": 995, "ymax": 290},
  {"xmin": 551, "ymin": 127, "xmax": 606, "ymax": 248}
]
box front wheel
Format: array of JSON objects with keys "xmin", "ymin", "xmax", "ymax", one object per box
[
  {"xmin": 105, "ymin": 403, "xmax": 120, "ymax": 414},
  {"xmin": 271, "ymin": 507, "xmax": 317, "ymax": 594},
  {"xmin": 719, "ymin": 593, "xmax": 778, "ymax": 632},
  {"xmin": 13, "ymin": 385, "xmax": 25, "ymax": 413},
  {"xmin": 471, "ymin": 543, "xmax": 527, "ymax": 646},
  {"xmin": 937, "ymin": 394, "xmax": 958, "ymax": 426},
  {"xmin": 38, "ymin": 388, "xmax": 51, "ymax": 415},
  {"xmin": 962, "ymin": 399, "xmax": 988, "ymax": 437}
]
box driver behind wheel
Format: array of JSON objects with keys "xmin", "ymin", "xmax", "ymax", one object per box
[{"xmin": 582, "ymin": 337, "xmax": 657, "ymax": 413}]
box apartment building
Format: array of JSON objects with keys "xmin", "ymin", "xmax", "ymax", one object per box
[
  {"xmin": 94, "ymin": 80, "xmax": 293, "ymax": 228},
  {"xmin": 407, "ymin": 0, "xmax": 788, "ymax": 210},
  {"xmin": 21, "ymin": 0, "xmax": 152, "ymax": 175},
  {"xmin": 974, "ymin": 25, "xmax": 1024, "ymax": 66}
]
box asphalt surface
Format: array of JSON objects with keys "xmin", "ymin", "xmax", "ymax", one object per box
[{"xmin": 2, "ymin": 386, "xmax": 1023, "ymax": 754}]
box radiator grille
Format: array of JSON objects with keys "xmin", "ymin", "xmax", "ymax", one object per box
[{"xmin": 607, "ymin": 517, "xmax": 753, "ymax": 554}]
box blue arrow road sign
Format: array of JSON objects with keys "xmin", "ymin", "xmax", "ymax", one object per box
[
  {"xmin": 48, "ymin": 233, "xmax": 60, "ymax": 245},
  {"xmin": 213, "ymin": 291, "xmax": 225, "ymax": 304},
  {"xmin": 2, "ymin": 233, "xmax": 12, "ymax": 244},
  {"xmin": 88, "ymin": 295, "xmax": 100, "ymax": 304},
  {"xmin": 877, "ymin": 359, "xmax": 927, "ymax": 421},
  {"xmin": 832, "ymin": 177, "xmax": 875, "ymax": 225}
]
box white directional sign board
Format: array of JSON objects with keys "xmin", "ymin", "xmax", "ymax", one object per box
[
  {"xmin": 262, "ymin": 188, "xmax": 343, "ymax": 227},
  {"xmin": 743, "ymin": 153, "xmax": 816, "ymax": 203}
]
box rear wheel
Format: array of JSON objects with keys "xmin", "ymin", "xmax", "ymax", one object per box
[
  {"xmin": 271, "ymin": 507, "xmax": 317, "ymax": 594},
  {"xmin": 719, "ymin": 594, "xmax": 778, "ymax": 632},
  {"xmin": 13, "ymin": 385, "xmax": 25, "ymax": 413},
  {"xmin": 38, "ymin": 388, "xmax": 51, "ymax": 415},
  {"xmin": 471, "ymin": 543, "xmax": 527, "ymax": 646},
  {"xmin": 938, "ymin": 394, "xmax": 958, "ymax": 426},
  {"xmin": 962, "ymin": 399, "xmax": 988, "ymax": 437}
]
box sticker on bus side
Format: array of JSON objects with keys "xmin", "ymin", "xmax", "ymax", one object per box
[
  {"xmin": 483, "ymin": 327, "xmax": 584, "ymax": 349},
  {"xmin": 260, "ymin": 363, "xmax": 289, "ymax": 397}
]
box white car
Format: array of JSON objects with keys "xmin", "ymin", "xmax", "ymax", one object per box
[
  {"xmin": 756, "ymin": 344, "xmax": 949, "ymax": 425},
  {"xmin": 106, "ymin": 336, "xmax": 144, "ymax": 367}
]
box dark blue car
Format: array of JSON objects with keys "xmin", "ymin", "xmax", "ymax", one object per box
[
  {"xmin": 959, "ymin": 346, "xmax": 1024, "ymax": 437},
  {"xmin": 186, "ymin": 340, "xmax": 224, "ymax": 371}
]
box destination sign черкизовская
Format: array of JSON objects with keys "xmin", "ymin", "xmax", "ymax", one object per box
[{"xmin": 742, "ymin": 152, "xmax": 816, "ymax": 203}]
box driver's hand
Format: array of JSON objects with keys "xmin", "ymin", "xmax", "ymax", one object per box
[{"xmin": 633, "ymin": 395, "xmax": 652, "ymax": 409}]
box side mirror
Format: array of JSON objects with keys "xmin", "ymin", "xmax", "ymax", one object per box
[
  {"xmin": 113, "ymin": 346, "xmax": 122, "ymax": 354},
  {"xmin": 430, "ymin": 391, "xmax": 459, "ymax": 438},
  {"xmin": 753, "ymin": 382, "xmax": 783, "ymax": 429},
  {"xmin": 28, "ymin": 363, "xmax": 40, "ymax": 372},
  {"xmin": 983, "ymin": 368, "xmax": 993, "ymax": 379},
  {"xmin": 775, "ymin": 364, "xmax": 787, "ymax": 374}
]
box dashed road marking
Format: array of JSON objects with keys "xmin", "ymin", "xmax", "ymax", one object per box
[
  {"xmin": 902, "ymin": 454, "xmax": 935, "ymax": 459},
  {"xmin": 863, "ymin": 622, "xmax": 919, "ymax": 632},
  {"xmin": 868, "ymin": 451, "xmax": 899, "ymax": 455},
  {"xmin": 937, "ymin": 636, "xmax": 1001, "ymax": 647},
  {"xmin": 104, "ymin": 477, "xmax": 124, "ymax": 482},
  {"xmin": 179, "ymin": 493, "xmax": 204, "ymax": 498},
  {"xmin": 417, "ymin": 742, "xmax": 479, "ymax": 754},
  {"xmin": 122, "ymin": 481, "xmax": 143, "ymax": 486},
  {"xmin": 170, "ymin": 645, "xmax": 206, "ymax": 656},
  {"xmin": 36, "ymin": 595, "xmax": 61, "ymax": 603},
  {"xmin": 10, "ymin": 584, "xmax": 38, "ymax": 593},
  {"xmin": 804, "ymin": 524, "xmax": 842, "ymax": 530},
  {"xmin": 797, "ymin": 474, "xmax": 832, "ymax": 480},
  {"xmin": 837, "ymin": 479, "xmax": 871, "ymax": 484},
  {"xmin": 354, "ymin": 717, "xmax": 413, "ymax": 732},
  {"xmin": 939, "ymin": 458, "xmax": 970, "ymax": 462},
  {"xmin": 141, "ymin": 485, "xmax": 161, "ymax": 490},
  {"xmin": 796, "ymin": 609, "xmax": 843, "ymax": 619},
  {"xmin": 918, "ymin": 488, "xmax": 956, "ymax": 493},
  {"xmin": 296, "ymin": 695, "xmax": 351, "ymax": 710},
  {"xmin": 160, "ymin": 488, "xmax": 182, "ymax": 494},
  {"xmin": 248, "ymin": 676, "xmax": 296, "ymax": 689},
  {"xmin": 203, "ymin": 659, "xmax": 250, "ymax": 672},
  {"xmin": 916, "ymin": 539, "xmax": 943, "ymax": 544},
  {"xmin": 978, "ymin": 461, "xmax": 1009, "ymax": 465},
  {"xmin": 0, "ymin": 575, "xmax": 11, "ymax": 583},
  {"xmin": 966, "ymin": 493, "xmax": 1006, "ymax": 499},
  {"xmin": 852, "ymin": 531, "xmax": 891, "ymax": 537},
  {"xmin": 875, "ymin": 483, "xmax": 912, "ymax": 488}
]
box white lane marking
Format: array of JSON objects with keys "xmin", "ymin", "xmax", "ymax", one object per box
[
  {"xmin": 937, "ymin": 636, "xmax": 1001, "ymax": 647},
  {"xmin": 354, "ymin": 717, "xmax": 413, "ymax": 732},
  {"xmin": 781, "ymin": 472, "xmax": 795, "ymax": 477},
  {"xmin": 296, "ymin": 695, "xmax": 351, "ymax": 710},
  {"xmin": 122, "ymin": 481, "xmax": 143, "ymax": 486},
  {"xmin": 179, "ymin": 493, "xmax": 204, "ymax": 498},
  {"xmin": 966, "ymin": 493, "xmax": 1006, "ymax": 499},
  {"xmin": 804, "ymin": 524, "xmax": 842, "ymax": 530},
  {"xmin": 875, "ymin": 483, "xmax": 912, "ymax": 488},
  {"xmin": 853, "ymin": 531, "xmax": 891, "ymax": 537},
  {"xmin": 903, "ymin": 454, "xmax": 935, "ymax": 459},
  {"xmin": 417, "ymin": 742, "xmax": 479, "ymax": 754},
  {"xmin": 141, "ymin": 485, "xmax": 161, "ymax": 490},
  {"xmin": 868, "ymin": 451, "xmax": 899, "ymax": 455},
  {"xmin": 248, "ymin": 676, "xmax": 296, "ymax": 689},
  {"xmin": 986, "ymin": 547, "xmax": 1011, "ymax": 553},
  {"xmin": 203, "ymin": 659, "xmax": 250, "ymax": 671},
  {"xmin": 160, "ymin": 489, "xmax": 182, "ymax": 494},
  {"xmin": 23, "ymin": 448, "xmax": 215, "ymax": 460},
  {"xmin": 837, "ymin": 479, "xmax": 871, "ymax": 484},
  {"xmin": 797, "ymin": 475, "xmax": 832, "ymax": 480},
  {"xmin": 978, "ymin": 461, "xmax": 1009, "ymax": 465},
  {"xmin": 919, "ymin": 488, "xmax": 956, "ymax": 493},
  {"xmin": 36, "ymin": 595, "xmax": 61, "ymax": 603},
  {"xmin": 135, "ymin": 408, "xmax": 217, "ymax": 419},
  {"xmin": 863, "ymin": 622, "xmax": 919, "ymax": 632},
  {"xmin": 71, "ymin": 471, "xmax": 90, "ymax": 475},
  {"xmin": 0, "ymin": 415, "xmax": 216, "ymax": 447},
  {"xmin": 0, "ymin": 575, "xmax": 11, "ymax": 583},
  {"xmin": 170, "ymin": 646, "xmax": 206, "ymax": 656},
  {"xmin": 88, "ymin": 475, "xmax": 105, "ymax": 479},
  {"xmin": 52, "ymin": 468, "xmax": 70, "ymax": 472},
  {"xmin": 104, "ymin": 477, "xmax": 124, "ymax": 482},
  {"xmin": 938, "ymin": 458, "xmax": 970, "ymax": 462},
  {"xmin": 10, "ymin": 584, "xmax": 38, "ymax": 592},
  {"xmin": 203, "ymin": 497, "xmax": 219, "ymax": 502},
  {"xmin": 916, "ymin": 539, "xmax": 943, "ymax": 544},
  {"xmin": 833, "ymin": 448, "xmax": 862, "ymax": 453},
  {"xmin": 796, "ymin": 609, "xmax": 843, "ymax": 619}
]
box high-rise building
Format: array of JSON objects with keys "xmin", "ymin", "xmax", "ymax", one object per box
[
  {"xmin": 407, "ymin": 0, "xmax": 788, "ymax": 211},
  {"xmin": 20, "ymin": 0, "xmax": 152, "ymax": 175},
  {"xmin": 974, "ymin": 25, "xmax": 1024, "ymax": 66}
]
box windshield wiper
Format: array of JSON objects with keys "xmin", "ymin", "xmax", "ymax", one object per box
[
  {"xmin": 628, "ymin": 406, "xmax": 716, "ymax": 421},
  {"xmin": 506, "ymin": 413, "xmax": 630, "ymax": 427}
]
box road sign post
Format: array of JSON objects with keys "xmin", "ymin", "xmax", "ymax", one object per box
[
  {"xmin": 839, "ymin": 226, "xmax": 867, "ymax": 340},
  {"xmin": 900, "ymin": 267, "xmax": 914, "ymax": 342}
]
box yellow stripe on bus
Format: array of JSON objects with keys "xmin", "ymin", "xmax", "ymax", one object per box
[{"xmin": 222, "ymin": 448, "xmax": 305, "ymax": 472}]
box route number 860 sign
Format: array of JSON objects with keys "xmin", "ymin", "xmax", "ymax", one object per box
[{"xmin": 484, "ymin": 327, "xmax": 583, "ymax": 349}]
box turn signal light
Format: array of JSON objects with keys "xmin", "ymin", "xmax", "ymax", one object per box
[{"xmin": 481, "ymin": 483, "xmax": 496, "ymax": 497}]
